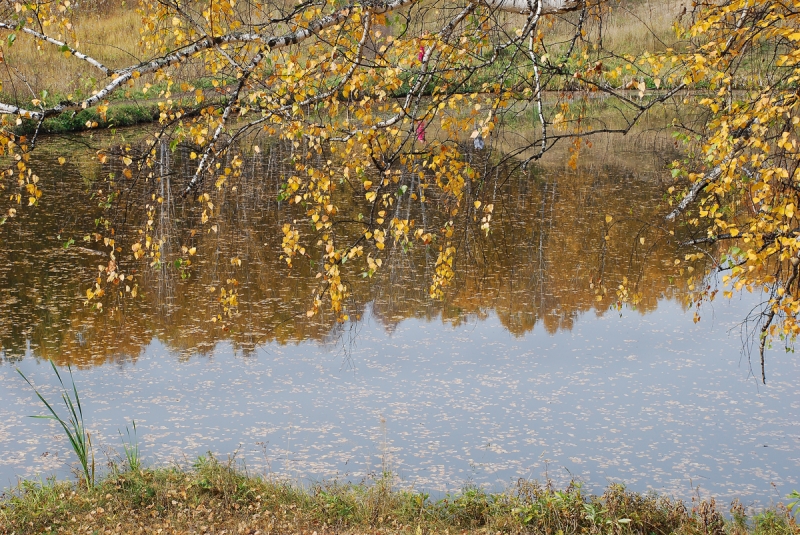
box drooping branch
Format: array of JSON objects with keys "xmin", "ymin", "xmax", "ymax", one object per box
[
  {"xmin": 182, "ymin": 9, "xmax": 377, "ymax": 196},
  {"xmin": 513, "ymin": 82, "xmax": 688, "ymax": 169},
  {"xmin": 181, "ymin": 47, "xmax": 268, "ymax": 196},
  {"xmin": 758, "ymin": 255, "xmax": 800, "ymax": 384}
]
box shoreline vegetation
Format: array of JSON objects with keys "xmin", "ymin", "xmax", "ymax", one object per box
[
  {"xmin": 1, "ymin": 457, "xmax": 799, "ymax": 535},
  {"xmin": 14, "ymin": 103, "xmax": 160, "ymax": 136},
  {"xmin": 10, "ymin": 89, "xmax": 669, "ymax": 137},
  {"xmin": 4, "ymin": 365, "xmax": 799, "ymax": 535}
]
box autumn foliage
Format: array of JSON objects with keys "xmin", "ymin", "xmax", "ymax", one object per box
[{"xmin": 0, "ymin": 0, "xmax": 798, "ymax": 375}]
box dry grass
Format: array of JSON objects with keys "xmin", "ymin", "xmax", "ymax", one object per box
[
  {"xmin": 1, "ymin": 456, "xmax": 798, "ymax": 535},
  {"xmin": 488, "ymin": 0, "xmax": 690, "ymax": 57},
  {"xmin": 590, "ymin": 0, "xmax": 691, "ymax": 54},
  {"xmin": 0, "ymin": 2, "xmax": 141, "ymax": 104}
]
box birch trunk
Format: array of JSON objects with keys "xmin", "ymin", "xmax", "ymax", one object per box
[{"xmin": 482, "ymin": 0, "xmax": 583, "ymax": 14}]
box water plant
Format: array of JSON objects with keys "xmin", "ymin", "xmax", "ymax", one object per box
[
  {"xmin": 16, "ymin": 361, "xmax": 95, "ymax": 489},
  {"xmin": 119, "ymin": 420, "xmax": 141, "ymax": 472}
]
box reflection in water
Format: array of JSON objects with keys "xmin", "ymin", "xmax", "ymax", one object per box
[
  {"xmin": 1, "ymin": 131, "xmax": 796, "ymax": 505},
  {"xmin": 1, "ymin": 131, "xmax": 692, "ymax": 365}
]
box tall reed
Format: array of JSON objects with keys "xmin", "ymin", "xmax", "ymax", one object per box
[{"xmin": 16, "ymin": 361, "xmax": 96, "ymax": 489}]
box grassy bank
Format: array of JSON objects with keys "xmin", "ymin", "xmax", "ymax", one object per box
[
  {"xmin": 1, "ymin": 456, "xmax": 797, "ymax": 535},
  {"xmin": 14, "ymin": 103, "xmax": 160, "ymax": 136}
]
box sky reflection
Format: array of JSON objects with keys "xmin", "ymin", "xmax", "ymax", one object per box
[{"xmin": 2, "ymin": 292, "xmax": 798, "ymax": 506}]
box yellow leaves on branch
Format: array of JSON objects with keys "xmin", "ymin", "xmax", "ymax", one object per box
[
  {"xmin": 280, "ymin": 223, "xmax": 303, "ymax": 267},
  {"xmin": 668, "ymin": 0, "xmax": 800, "ymax": 350},
  {"xmin": 25, "ymin": 181, "xmax": 42, "ymax": 206},
  {"xmin": 430, "ymin": 245, "xmax": 456, "ymax": 299}
]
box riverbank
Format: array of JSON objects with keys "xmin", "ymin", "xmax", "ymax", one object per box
[
  {"xmin": 15, "ymin": 103, "xmax": 159, "ymax": 136},
  {"xmin": 1, "ymin": 457, "xmax": 797, "ymax": 535}
]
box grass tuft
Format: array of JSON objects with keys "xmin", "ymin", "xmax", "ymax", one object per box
[
  {"xmin": 119, "ymin": 420, "xmax": 141, "ymax": 473},
  {"xmin": 16, "ymin": 361, "xmax": 96, "ymax": 490}
]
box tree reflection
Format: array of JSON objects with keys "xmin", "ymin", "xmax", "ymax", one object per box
[{"xmin": 0, "ymin": 131, "xmax": 703, "ymax": 366}]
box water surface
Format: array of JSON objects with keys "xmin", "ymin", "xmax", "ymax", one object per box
[{"xmin": 1, "ymin": 130, "xmax": 798, "ymax": 506}]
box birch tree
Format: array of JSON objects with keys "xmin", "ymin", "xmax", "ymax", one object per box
[{"xmin": 7, "ymin": 0, "xmax": 798, "ymax": 379}]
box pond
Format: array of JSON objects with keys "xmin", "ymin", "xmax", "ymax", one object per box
[{"xmin": 1, "ymin": 127, "xmax": 798, "ymax": 506}]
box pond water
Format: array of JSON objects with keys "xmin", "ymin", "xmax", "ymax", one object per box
[{"xmin": 1, "ymin": 129, "xmax": 798, "ymax": 506}]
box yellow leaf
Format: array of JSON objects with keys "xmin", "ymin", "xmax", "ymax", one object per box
[
  {"xmin": 58, "ymin": 157, "xmax": 66, "ymax": 165},
  {"xmin": 605, "ymin": 215, "xmax": 613, "ymax": 223}
]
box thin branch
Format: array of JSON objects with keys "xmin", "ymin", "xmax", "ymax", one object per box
[
  {"xmin": 0, "ymin": 21, "xmax": 113, "ymax": 75},
  {"xmin": 665, "ymin": 138, "xmax": 744, "ymax": 222},
  {"xmin": 759, "ymin": 257, "xmax": 800, "ymax": 384},
  {"xmin": 182, "ymin": 48, "xmax": 268, "ymax": 196}
]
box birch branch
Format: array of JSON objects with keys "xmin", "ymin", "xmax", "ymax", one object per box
[
  {"xmin": 182, "ymin": 11, "xmax": 376, "ymax": 195},
  {"xmin": 182, "ymin": 49, "xmax": 267, "ymax": 196},
  {"xmin": 0, "ymin": 21, "xmax": 113, "ymax": 75},
  {"xmin": 665, "ymin": 139, "xmax": 746, "ymax": 222}
]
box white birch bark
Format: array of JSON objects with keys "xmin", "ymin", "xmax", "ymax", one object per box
[{"xmin": 482, "ymin": 0, "xmax": 583, "ymax": 14}]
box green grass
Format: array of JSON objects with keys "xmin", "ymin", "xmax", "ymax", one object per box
[
  {"xmin": 13, "ymin": 103, "xmax": 159, "ymax": 136},
  {"xmin": 119, "ymin": 420, "xmax": 141, "ymax": 473},
  {"xmin": 1, "ymin": 455, "xmax": 798, "ymax": 535}
]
